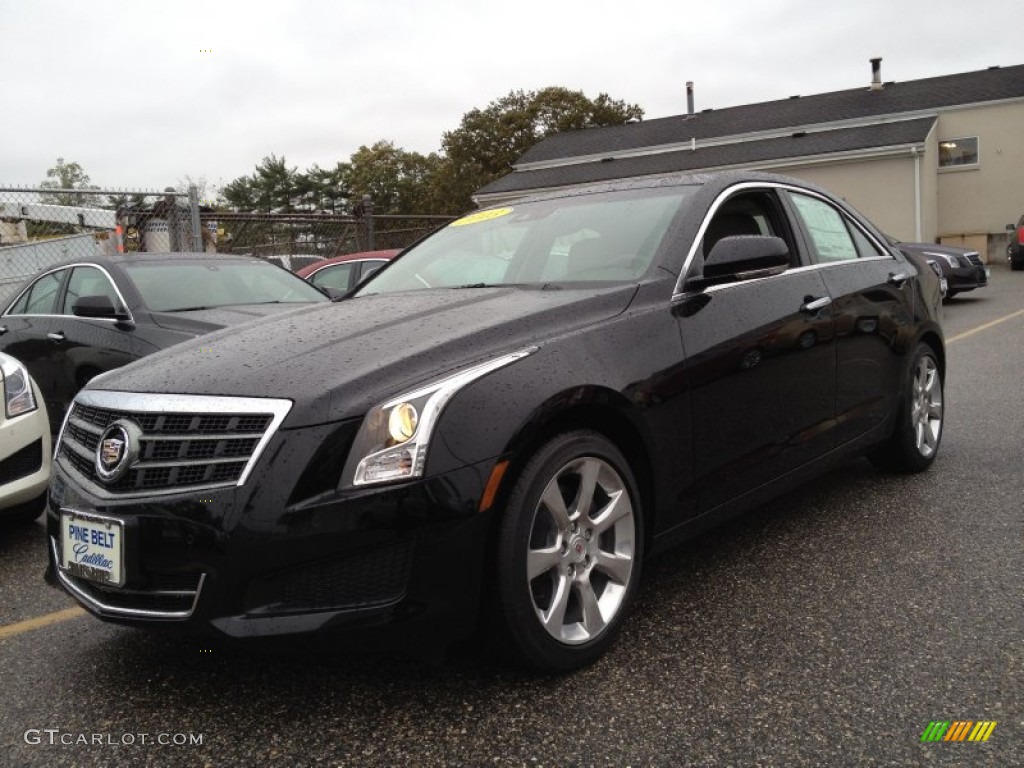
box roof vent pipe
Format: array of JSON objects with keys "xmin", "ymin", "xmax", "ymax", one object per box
[
  {"xmin": 870, "ymin": 57, "xmax": 883, "ymax": 90},
  {"xmin": 686, "ymin": 81, "xmax": 695, "ymax": 116}
]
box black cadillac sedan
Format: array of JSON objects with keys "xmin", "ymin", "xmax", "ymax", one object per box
[
  {"xmin": 888, "ymin": 237, "xmax": 989, "ymax": 298},
  {"xmin": 0, "ymin": 253, "xmax": 328, "ymax": 432},
  {"xmin": 45, "ymin": 172, "xmax": 945, "ymax": 672}
]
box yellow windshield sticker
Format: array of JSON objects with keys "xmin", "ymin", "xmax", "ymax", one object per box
[{"xmin": 449, "ymin": 208, "xmax": 513, "ymax": 227}]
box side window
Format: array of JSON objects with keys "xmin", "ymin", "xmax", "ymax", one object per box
[
  {"xmin": 13, "ymin": 270, "xmax": 66, "ymax": 315},
  {"xmin": 788, "ymin": 193, "xmax": 859, "ymax": 263},
  {"xmin": 311, "ymin": 263, "xmax": 356, "ymax": 291},
  {"xmin": 700, "ymin": 190, "xmax": 795, "ymax": 264},
  {"xmin": 848, "ymin": 223, "xmax": 887, "ymax": 259},
  {"xmin": 62, "ymin": 266, "xmax": 122, "ymax": 314},
  {"xmin": 359, "ymin": 260, "xmax": 388, "ymax": 281}
]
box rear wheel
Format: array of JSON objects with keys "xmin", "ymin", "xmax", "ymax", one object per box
[
  {"xmin": 868, "ymin": 343, "xmax": 943, "ymax": 473},
  {"xmin": 492, "ymin": 431, "xmax": 643, "ymax": 673}
]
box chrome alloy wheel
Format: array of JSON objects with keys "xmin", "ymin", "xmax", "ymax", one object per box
[
  {"xmin": 911, "ymin": 355, "xmax": 943, "ymax": 458},
  {"xmin": 526, "ymin": 456, "xmax": 636, "ymax": 645}
]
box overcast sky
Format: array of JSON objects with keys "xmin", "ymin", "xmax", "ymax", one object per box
[{"xmin": 2, "ymin": 0, "xmax": 1020, "ymax": 194}]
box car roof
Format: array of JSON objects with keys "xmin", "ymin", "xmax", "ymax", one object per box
[
  {"xmin": 296, "ymin": 250, "xmax": 400, "ymax": 277},
  {"xmin": 39, "ymin": 252, "xmax": 276, "ymax": 272}
]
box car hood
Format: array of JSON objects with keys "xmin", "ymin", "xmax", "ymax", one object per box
[
  {"xmin": 148, "ymin": 302, "xmax": 324, "ymax": 335},
  {"xmin": 897, "ymin": 241, "xmax": 975, "ymax": 258},
  {"xmin": 94, "ymin": 285, "xmax": 638, "ymax": 426}
]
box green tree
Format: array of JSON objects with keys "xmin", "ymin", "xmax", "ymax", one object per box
[
  {"xmin": 252, "ymin": 154, "xmax": 299, "ymax": 212},
  {"xmin": 436, "ymin": 87, "xmax": 643, "ymax": 213},
  {"xmin": 295, "ymin": 163, "xmax": 349, "ymax": 214},
  {"xmin": 222, "ymin": 175, "xmax": 259, "ymax": 212},
  {"xmin": 39, "ymin": 157, "xmax": 100, "ymax": 206},
  {"xmin": 344, "ymin": 141, "xmax": 440, "ymax": 215}
]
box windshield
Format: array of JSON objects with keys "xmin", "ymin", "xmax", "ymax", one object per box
[
  {"xmin": 357, "ymin": 188, "xmax": 693, "ymax": 296},
  {"xmin": 125, "ymin": 260, "xmax": 328, "ymax": 312}
]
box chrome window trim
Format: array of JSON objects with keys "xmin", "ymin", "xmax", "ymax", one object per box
[
  {"xmin": 672, "ymin": 181, "xmax": 897, "ymax": 299},
  {"xmin": 51, "ymin": 536, "xmax": 205, "ymax": 619},
  {"xmin": 2, "ymin": 262, "xmax": 135, "ymax": 324},
  {"xmin": 697, "ymin": 256, "xmax": 893, "ymax": 295},
  {"xmin": 61, "ymin": 390, "xmax": 293, "ymax": 488}
]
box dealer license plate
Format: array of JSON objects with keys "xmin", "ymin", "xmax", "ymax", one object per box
[{"xmin": 60, "ymin": 511, "xmax": 124, "ymax": 586}]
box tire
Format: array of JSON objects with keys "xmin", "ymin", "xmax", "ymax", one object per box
[
  {"xmin": 0, "ymin": 491, "xmax": 47, "ymax": 527},
  {"xmin": 1012, "ymin": 260, "xmax": 1024, "ymax": 272},
  {"xmin": 868, "ymin": 343, "xmax": 943, "ymax": 473},
  {"xmin": 492, "ymin": 431, "xmax": 644, "ymax": 673},
  {"xmin": 944, "ymin": 290, "xmax": 958, "ymax": 299}
]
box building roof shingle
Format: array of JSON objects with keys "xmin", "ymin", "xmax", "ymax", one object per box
[
  {"xmin": 516, "ymin": 64, "xmax": 1024, "ymax": 167},
  {"xmin": 479, "ymin": 117, "xmax": 937, "ymax": 197}
]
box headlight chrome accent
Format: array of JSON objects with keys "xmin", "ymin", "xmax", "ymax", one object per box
[{"xmin": 349, "ymin": 348, "xmax": 535, "ymax": 487}]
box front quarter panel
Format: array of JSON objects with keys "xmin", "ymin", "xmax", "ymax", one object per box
[{"xmin": 428, "ymin": 279, "xmax": 695, "ymax": 537}]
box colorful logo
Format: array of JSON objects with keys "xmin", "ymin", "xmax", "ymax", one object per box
[{"xmin": 920, "ymin": 721, "xmax": 997, "ymax": 742}]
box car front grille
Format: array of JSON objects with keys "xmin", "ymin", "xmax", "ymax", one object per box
[
  {"xmin": 57, "ymin": 391, "xmax": 291, "ymax": 496},
  {"xmin": 965, "ymin": 252, "xmax": 983, "ymax": 267},
  {"xmin": 0, "ymin": 437, "xmax": 43, "ymax": 485}
]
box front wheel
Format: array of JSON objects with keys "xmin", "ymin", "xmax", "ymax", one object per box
[
  {"xmin": 868, "ymin": 343, "xmax": 944, "ymax": 473},
  {"xmin": 492, "ymin": 431, "xmax": 643, "ymax": 673}
]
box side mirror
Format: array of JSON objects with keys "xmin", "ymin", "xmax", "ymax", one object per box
[
  {"xmin": 72, "ymin": 295, "xmax": 130, "ymax": 321},
  {"xmin": 685, "ymin": 235, "xmax": 790, "ymax": 291}
]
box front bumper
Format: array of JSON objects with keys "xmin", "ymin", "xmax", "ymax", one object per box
[
  {"xmin": 0, "ymin": 383, "xmax": 51, "ymax": 514},
  {"xmin": 946, "ymin": 264, "xmax": 989, "ymax": 292},
  {"xmin": 45, "ymin": 426, "xmax": 497, "ymax": 648}
]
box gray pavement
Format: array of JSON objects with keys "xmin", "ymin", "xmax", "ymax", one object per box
[{"xmin": 1, "ymin": 265, "xmax": 1021, "ymax": 767}]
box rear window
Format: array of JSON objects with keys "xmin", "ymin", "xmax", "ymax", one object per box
[{"xmin": 124, "ymin": 260, "xmax": 328, "ymax": 312}]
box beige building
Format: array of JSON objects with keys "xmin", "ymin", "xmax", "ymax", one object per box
[{"xmin": 476, "ymin": 61, "xmax": 1024, "ymax": 262}]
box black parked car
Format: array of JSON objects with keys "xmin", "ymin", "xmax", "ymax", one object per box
[
  {"xmin": 888, "ymin": 237, "xmax": 988, "ymax": 298},
  {"xmin": 0, "ymin": 253, "xmax": 328, "ymax": 432},
  {"xmin": 46, "ymin": 172, "xmax": 945, "ymax": 672}
]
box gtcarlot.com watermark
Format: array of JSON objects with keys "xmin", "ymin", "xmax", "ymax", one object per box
[{"xmin": 24, "ymin": 729, "xmax": 203, "ymax": 747}]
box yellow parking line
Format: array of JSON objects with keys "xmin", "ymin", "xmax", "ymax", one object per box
[
  {"xmin": 947, "ymin": 308, "xmax": 1024, "ymax": 344},
  {"xmin": 0, "ymin": 607, "xmax": 86, "ymax": 640}
]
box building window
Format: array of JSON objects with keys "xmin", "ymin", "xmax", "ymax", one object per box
[{"xmin": 938, "ymin": 136, "xmax": 979, "ymax": 167}]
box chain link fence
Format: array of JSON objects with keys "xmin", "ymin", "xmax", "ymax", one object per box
[
  {"xmin": 0, "ymin": 186, "xmax": 453, "ymax": 300},
  {"xmin": 208, "ymin": 211, "xmax": 452, "ymax": 271}
]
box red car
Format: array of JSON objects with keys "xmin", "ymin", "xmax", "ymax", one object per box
[{"xmin": 296, "ymin": 250, "xmax": 399, "ymax": 293}]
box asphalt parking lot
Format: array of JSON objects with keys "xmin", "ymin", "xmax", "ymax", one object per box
[{"xmin": 1, "ymin": 265, "xmax": 1021, "ymax": 767}]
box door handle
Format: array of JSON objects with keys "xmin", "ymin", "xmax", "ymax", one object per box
[
  {"xmin": 800, "ymin": 296, "xmax": 831, "ymax": 313},
  {"xmin": 888, "ymin": 272, "xmax": 909, "ymax": 287},
  {"xmin": 46, "ymin": 331, "xmax": 65, "ymax": 342},
  {"xmin": 0, "ymin": 325, "xmax": 6, "ymax": 335}
]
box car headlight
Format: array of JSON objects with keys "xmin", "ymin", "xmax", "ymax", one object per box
[
  {"xmin": 1, "ymin": 357, "xmax": 38, "ymax": 418},
  {"xmin": 347, "ymin": 348, "xmax": 534, "ymax": 486}
]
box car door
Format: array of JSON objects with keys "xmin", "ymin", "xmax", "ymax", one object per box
[
  {"xmin": 0, "ymin": 268, "xmax": 69, "ymax": 425},
  {"xmin": 783, "ymin": 190, "xmax": 915, "ymax": 446},
  {"xmin": 674, "ymin": 187, "xmax": 837, "ymax": 512},
  {"xmin": 47, "ymin": 265, "xmax": 139, "ymax": 428}
]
